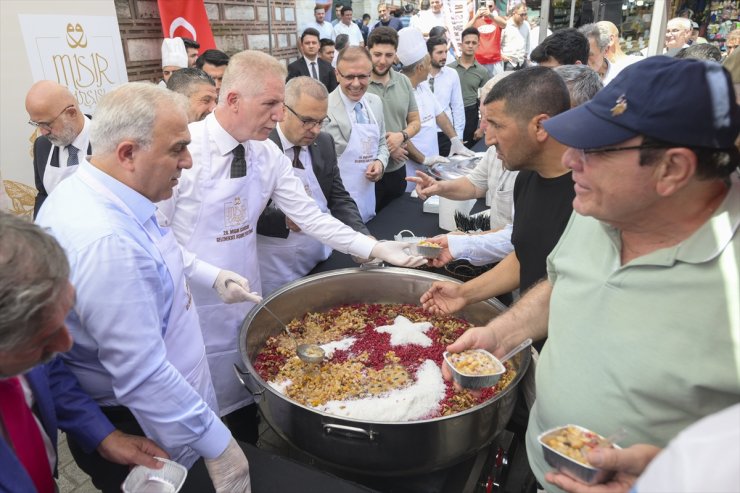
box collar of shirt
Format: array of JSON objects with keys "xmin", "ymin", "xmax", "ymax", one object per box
[
  {"xmin": 304, "ymin": 55, "xmax": 319, "ymax": 66},
  {"xmin": 71, "ymin": 115, "xmax": 92, "ymax": 153},
  {"xmin": 338, "ymin": 89, "xmax": 368, "ymax": 123},
  {"xmin": 82, "ymin": 160, "xmax": 157, "ymax": 226},
  {"xmin": 370, "ymin": 68, "xmax": 400, "ymax": 88},
  {"xmin": 275, "ymin": 123, "xmax": 311, "ymax": 168},
  {"xmin": 207, "ymin": 111, "xmax": 242, "ymax": 158}
]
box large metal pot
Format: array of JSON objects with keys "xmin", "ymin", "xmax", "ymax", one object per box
[{"xmin": 237, "ymin": 267, "xmax": 530, "ymax": 476}]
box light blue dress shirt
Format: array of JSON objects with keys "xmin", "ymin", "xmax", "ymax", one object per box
[{"xmin": 36, "ymin": 161, "xmax": 231, "ymax": 466}]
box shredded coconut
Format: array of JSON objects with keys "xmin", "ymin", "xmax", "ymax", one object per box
[
  {"xmin": 375, "ymin": 315, "xmax": 433, "ymax": 347},
  {"xmin": 269, "ymin": 378, "xmax": 292, "ymax": 395},
  {"xmin": 315, "ymin": 360, "xmax": 445, "ymax": 421},
  {"xmin": 320, "ymin": 337, "xmax": 356, "ymax": 359}
]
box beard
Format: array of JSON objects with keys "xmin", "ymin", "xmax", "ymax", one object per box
[
  {"xmin": 372, "ymin": 65, "xmax": 391, "ymax": 77},
  {"xmin": 47, "ymin": 125, "xmax": 79, "ymax": 147},
  {"xmin": 430, "ymin": 59, "xmax": 444, "ymax": 69}
]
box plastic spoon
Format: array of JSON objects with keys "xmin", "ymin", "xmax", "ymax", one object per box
[
  {"xmin": 499, "ymin": 338, "xmax": 533, "ymax": 363},
  {"xmin": 259, "ymin": 304, "xmax": 325, "ymax": 364}
]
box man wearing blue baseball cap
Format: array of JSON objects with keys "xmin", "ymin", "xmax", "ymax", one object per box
[{"xmin": 442, "ymin": 56, "xmax": 740, "ymax": 492}]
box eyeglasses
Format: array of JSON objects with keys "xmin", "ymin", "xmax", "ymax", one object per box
[
  {"xmin": 575, "ymin": 143, "xmax": 671, "ymax": 162},
  {"xmin": 284, "ymin": 104, "xmax": 331, "ymax": 129},
  {"xmin": 28, "ymin": 104, "xmax": 74, "ymax": 130},
  {"xmin": 336, "ymin": 69, "xmax": 371, "ymax": 82}
]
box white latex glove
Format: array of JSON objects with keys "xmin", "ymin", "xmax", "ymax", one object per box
[
  {"xmin": 423, "ymin": 155, "xmax": 450, "ymax": 167},
  {"xmin": 213, "ymin": 270, "xmax": 263, "ymax": 304},
  {"xmin": 204, "ymin": 438, "xmax": 251, "ymax": 493},
  {"xmin": 449, "ymin": 137, "xmax": 476, "ymax": 157},
  {"xmin": 370, "ymin": 241, "xmax": 427, "ymax": 268}
]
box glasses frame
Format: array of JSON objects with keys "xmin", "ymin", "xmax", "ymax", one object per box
[
  {"xmin": 283, "ymin": 103, "xmax": 331, "ymax": 130},
  {"xmin": 28, "ymin": 104, "xmax": 74, "ymax": 130},
  {"xmin": 335, "ymin": 69, "xmax": 371, "ymax": 82}
]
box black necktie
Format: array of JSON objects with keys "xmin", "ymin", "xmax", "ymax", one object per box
[
  {"xmin": 66, "ymin": 144, "xmax": 79, "ymax": 167},
  {"xmin": 231, "ymin": 144, "xmax": 246, "ymax": 178},
  {"xmin": 310, "ymin": 62, "xmax": 319, "ymax": 79},
  {"xmin": 291, "ymin": 146, "xmax": 304, "ymax": 169}
]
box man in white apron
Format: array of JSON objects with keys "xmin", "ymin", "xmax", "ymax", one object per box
[
  {"xmin": 36, "ymin": 83, "xmax": 251, "ymax": 493},
  {"xmin": 397, "ymin": 28, "xmax": 475, "ymax": 191},
  {"xmin": 25, "ymin": 81, "xmax": 91, "ymax": 218},
  {"xmin": 324, "ymin": 46, "xmax": 388, "ymax": 223},
  {"xmin": 157, "ymin": 50, "xmax": 426, "ymax": 444},
  {"xmin": 257, "ymin": 76, "xmax": 369, "ymax": 296}
]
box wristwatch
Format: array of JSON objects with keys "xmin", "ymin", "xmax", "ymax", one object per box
[{"xmin": 401, "ymin": 130, "xmax": 409, "ymax": 142}]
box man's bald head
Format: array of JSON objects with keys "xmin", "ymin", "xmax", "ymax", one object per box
[{"xmin": 25, "ymin": 81, "xmax": 84, "ymax": 147}]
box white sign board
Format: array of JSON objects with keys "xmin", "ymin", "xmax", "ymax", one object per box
[{"xmin": 19, "ymin": 15, "xmax": 128, "ymax": 117}]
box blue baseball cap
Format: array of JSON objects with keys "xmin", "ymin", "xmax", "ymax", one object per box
[{"xmin": 543, "ymin": 56, "xmax": 740, "ymax": 150}]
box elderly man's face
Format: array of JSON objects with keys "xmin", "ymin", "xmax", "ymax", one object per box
[
  {"xmin": 587, "ymin": 37, "xmax": 605, "ymax": 73},
  {"xmin": 431, "ymin": 0, "xmax": 443, "ymax": 13},
  {"xmin": 336, "ymin": 56, "xmax": 372, "ymax": 101},
  {"xmin": 188, "ymin": 83, "xmax": 218, "ymax": 122},
  {"xmin": 28, "ymin": 104, "xmax": 78, "ymax": 146},
  {"xmin": 282, "ymin": 95, "xmax": 328, "ymax": 147},
  {"xmin": 666, "ymin": 21, "xmax": 690, "ymax": 49},
  {"xmin": 233, "ymin": 75, "xmax": 286, "ymax": 141},
  {"xmin": 562, "ymin": 136, "xmax": 661, "ymax": 222},
  {"xmin": 133, "ymin": 106, "xmax": 192, "ymax": 202},
  {"xmin": 0, "ymin": 282, "xmax": 74, "ymax": 378}
]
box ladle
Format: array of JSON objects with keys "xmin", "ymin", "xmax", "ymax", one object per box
[
  {"xmin": 499, "ymin": 338, "xmax": 533, "ymax": 363},
  {"xmin": 259, "ymin": 304, "xmax": 326, "ymax": 364}
]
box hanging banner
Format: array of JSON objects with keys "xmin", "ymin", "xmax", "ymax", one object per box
[{"xmin": 157, "ymin": 0, "xmax": 216, "ymax": 53}]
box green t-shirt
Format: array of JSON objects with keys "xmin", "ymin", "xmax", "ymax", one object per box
[
  {"xmin": 449, "ymin": 59, "xmax": 491, "ymax": 107},
  {"xmin": 367, "ymin": 70, "xmax": 418, "ymax": 172},
  {"xmin": 527, "ymin": 183, "xmax": 740, "ymax": 491}
]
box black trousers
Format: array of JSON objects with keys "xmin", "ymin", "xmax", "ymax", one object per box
[
  {"xmin": 375, "ymin": 166, "xmax": 407, "ymax": 213},
  {"xmin": 437, "ymin": 132, "xmax": 451, "ymax": 157},
  {"xmin": 67, "ymin": 404, "xmax": 257, "ymax": 492},
  {"xmin": 463, "ymin": 103, "xmax": 480, "ymax": 149}
]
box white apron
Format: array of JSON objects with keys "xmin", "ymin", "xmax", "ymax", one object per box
[
  {"xmin": 337, "ymin": 101, "xmax": 380, "ymax": 223},
  {"xmin": 42, "ymin": 147, "xmax": 79, "ymax": 194},
  {"xmin": 256, "ymin": 151, "xmax": 331, "ymax": 296},
  {"xmin": 182, "ymin": 124, "xmax": 260, "ymax": 415},
  {"xmin": 406, "ymin": 84, "xmax": 439, "ymax": 193},
  {"xmin": 78, "ymin": 166, "xmax": 217, "ymax": 465}
]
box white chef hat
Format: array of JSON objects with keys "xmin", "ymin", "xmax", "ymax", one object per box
[
  {"xmin": 397, "ymin": 27, "xmax": 427, "ymax": 67},
  {"xmin": 161, "ymin": 37, "xmax": 188, "ymax": 68}
]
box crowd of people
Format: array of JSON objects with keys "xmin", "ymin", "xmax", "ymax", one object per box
[{"xmin": 2, "ymin": 2, "xmax": 739, "ymax": 493}]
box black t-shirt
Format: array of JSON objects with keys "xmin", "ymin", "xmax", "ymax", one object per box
[{"xmin": 511, "ymin": 170, "xmax": 575, "ymax": 292}]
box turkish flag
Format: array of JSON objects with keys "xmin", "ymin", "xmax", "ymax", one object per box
[{"xmin": 157, "ymin": 0, "xmax": 216, "ymax": 53}]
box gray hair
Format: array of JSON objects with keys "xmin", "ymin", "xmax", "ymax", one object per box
[
  {"xmin": 675, "ymin": 44, "xmax": 722, "ymax": 62},
  {"xmin": 285, "ymin": 76, "xmax": 328, "ymax": 106},
  {"xmin": 90, "ymin": 82, "xmax": 188, "ymax": 154},
  {"xmin": 0, "ymin": 212, "xmax": 70, "ymax": 351},
  {"xmin": 480, "ymin": 71, "xmax": 512, "ymax": 102},
  {"xmin": 553, "ymin": 64, "xmax": 603, "ymax": 107},
  {"xmin": 219, "ymin": 50, "xmax": 287, "ymax": 104},
  {"xmin": 167, "ymin": 67, "xmax": 215, "ymax": 97},
  {"xmin": 578, "ymin": 23, "xmax": 610, "ymax": 53},
  {"xmin": 668, "ymin": 17, "xmax": 692, "ymax": 32},
  {"xmin": 400, "ymin": 54, "xmax": 430, "ymax": 76}
]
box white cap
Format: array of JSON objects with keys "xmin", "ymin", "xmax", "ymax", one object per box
[
  {"xmin": 161, "ymin": 38, "xmax": 188, "ymax": 68},
  {"xmin": 397, "ymin": 27, "xmax": 427, "ymax": 66}
]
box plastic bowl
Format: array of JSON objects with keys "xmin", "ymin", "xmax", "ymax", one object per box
[
  {"xmin": 122, "ymin": 457, "xmax": 187, "ymax": 493},
  {"xmin": 538, "ymin": 425, "xmax": 618, "ymax": 485},
  {"xmin": 443, "ymin": 349, "xmax": 505, "ymax": 389}
]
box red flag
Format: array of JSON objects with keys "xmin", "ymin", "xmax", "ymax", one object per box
[{"xmin": 157, "ymin": 0, "xmax": 216, "ymax": 53}]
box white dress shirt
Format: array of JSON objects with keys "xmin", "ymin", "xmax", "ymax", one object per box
[
  {"xmin": 305, "ymin": 20, "xmax": 335, "ymax": 41},
  {"xmin": 333, "ymin": 21, "xmax": 364, "ymax": 46},
  {"xmin": 502, "ymin": 19, "xmax": 527, "ymax": 66},
  {"xmin": 429, "ymin": 66, "xmax": 465, "ymax": 138},
  {"xmin": 303, "ymin": 56, "xmax": 321, "ymax": 80}
]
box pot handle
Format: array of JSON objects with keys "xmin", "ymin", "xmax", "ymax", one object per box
[
  {"xmin": 233, "ymin": 364, "xmax": 264, "ymax": 402},
  {"xmin": 323, "ymin": 423, "xmax": 378, "ymax": 441}
]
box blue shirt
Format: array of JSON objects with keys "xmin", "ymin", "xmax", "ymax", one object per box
[{"xmin": 36, "ymin": 161, "xmax": 231, "ymax": 466}]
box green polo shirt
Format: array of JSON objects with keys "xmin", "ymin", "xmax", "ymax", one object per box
[
  {"xmin": 367, "ymin": 70, "xmax": 418, "ymax": 172},
  {"xmin": 526, "ymin": 182, "xmax": 740, "ymax": 492},
  {"xmin": 449, "ymin": 58, "xmax": 491, "ymax": 107}
]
